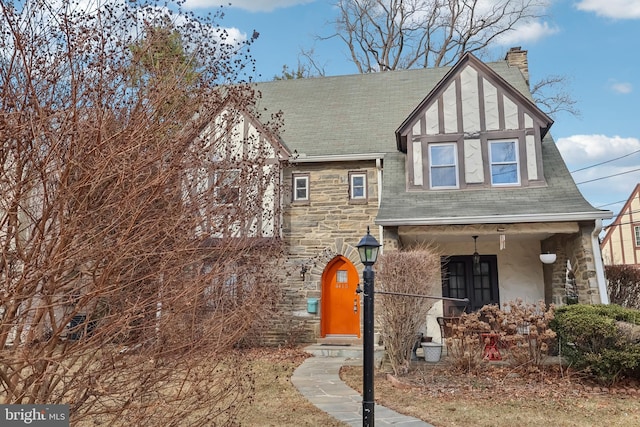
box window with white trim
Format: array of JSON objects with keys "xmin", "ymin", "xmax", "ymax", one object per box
[
  {"xmin": 349, "ymin": 171, "xmax": 367, "ymax": 200},
  {"xmin": 293, "ymin": 174, "xmax": 309, "ymax": 201},
  {"xmin": 213, "ymin": 169, "xmax": 240, "ymax": 204},
  {"xmin": 635, "ymin": 225, "xmax": 640, "ymax": 247},
  {"xmin": 429, "ymin": 143, "xmax": 458, "ymax": 188},
  {"xmin": 489, "ymin": 140, "xmax": 520, "ymax": 185}
]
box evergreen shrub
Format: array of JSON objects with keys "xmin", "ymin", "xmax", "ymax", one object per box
[{"xmin": 551, "ymin": 304, "xmax": 640, "ymax": 385}]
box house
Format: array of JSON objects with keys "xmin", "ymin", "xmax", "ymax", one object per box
[
  {"xmin": 601, "ymin": 183, "xmax": 640, "ymax": 266},
  {"xmin": 227, "ymin": 48, "xmax": 613, "ymax": 344}
]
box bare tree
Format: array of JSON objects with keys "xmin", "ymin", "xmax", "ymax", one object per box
[
  {"xmin": 330, "ymin": 0, "xmax": 577, "ymax": 117},
  {"xmin": 375, "ymin": 246, "xmax": 441, "ymax": 376},
  {"xmin": 274, "ymin": 48, "xmax": 327, "ymax": 80},
  {"xmin": 531, "ymin": 74, "xmax": 580, "ymax": 117},
  {"xmin": 333, "ymin": 0, "xmax": 546, "ymax": 71},
  {"xmin": 0, "ymin": 1, "xmax": 283, "ymax": 425}
]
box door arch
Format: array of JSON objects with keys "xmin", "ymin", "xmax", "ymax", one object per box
[{"xmin": 321, "ymin": 256, "xmax": 360, "ymax": 338}]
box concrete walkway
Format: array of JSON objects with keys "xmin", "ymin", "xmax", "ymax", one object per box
[{"xmin": 291, "ymin": 354, "xmax": 435, "ymax": 426}]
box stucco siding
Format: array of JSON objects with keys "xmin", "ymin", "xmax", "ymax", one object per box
[{"xmin": 436, "ymin": 239, "xmax": 545, "ymax": 305}]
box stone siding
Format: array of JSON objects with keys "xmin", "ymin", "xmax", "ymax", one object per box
[
  {"xmin": 260, "ymin": 160, "xmax": 380, "ymax": 345},
  {"xmin": 543, "ymin": 222, "xmax": 602, "ymax": 306}
]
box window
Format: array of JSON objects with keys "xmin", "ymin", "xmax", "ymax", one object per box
[
  {"xmin": 489, "ymin": 140, "xmax": 519, "ymax": 185},
  {"xmin": 213, "ymin": 169, "xmax": 240, "ymax": 204},
  {"xmin": 635, "ymin": 225, "xmax": 640, "ymax": 247},
  {"xmin": 429, "ymin": 143, "xmax": 458, "ymax": 188},
  {"xmin": 349, "ymin": 171, "xmax": 367, "ymax": 200},
  {"xmin": 293, "ymin": 174, "xmax": 309, "ymax": 201}
]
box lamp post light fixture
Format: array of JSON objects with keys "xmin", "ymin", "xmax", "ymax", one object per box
[
  {"xmin": 472, "ymin": 235, "xmax": 480, "ymax": 273},
  {"xmin": 356, "ymin": 226, "xmax": 381, "ymax": 427}
]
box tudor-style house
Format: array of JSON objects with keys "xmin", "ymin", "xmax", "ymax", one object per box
[
  {"xmin": 235, "ymin": 48, "xmax": 612, "ymax": 345},
  {"xmin": 601, "ymin": 183, "xmax": 640, "ymax": 266}
]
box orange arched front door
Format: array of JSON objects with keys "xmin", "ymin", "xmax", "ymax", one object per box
[{"xmin": 321, "ymin": 256, "xmax": 360, "ymax": 338}]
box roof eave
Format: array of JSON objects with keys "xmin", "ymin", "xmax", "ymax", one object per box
[
  {"xmin": 290, "ymin": 153, "xmax": 387, "ymax": 163},
  {"xmin": 376, "ymin": 211, "xmax": 614, "ymax": 227}
]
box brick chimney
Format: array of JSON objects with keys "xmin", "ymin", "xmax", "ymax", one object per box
[{"xmin": 505, "ymin": 46, "xmax": 529, "ymax": 87}]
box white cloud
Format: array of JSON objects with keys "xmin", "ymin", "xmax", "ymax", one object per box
[
  {"xmin": 495, "ymin": 20, "xmax": 559, "ymax": 46},
  {"xmin": 557, "ymin": 134, "xmax": 640, "ymax": 164},
  {"xmin": 185, "ymin": 0, "xmax": 315, "ymax": 12},
  {"xmin": 556, "ymin": 134, "xmax": 640, "ymax": 208},
  {"xmin": 609, "ymin": 81, "xmax": 633, "ymax": 94},
  {"xmin": 575, "ymin": 0, "xmax": 640, "ymax": 19}
]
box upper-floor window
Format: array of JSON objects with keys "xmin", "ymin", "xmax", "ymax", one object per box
[
  {"xmin": 635, "ymin": 225, "xmax": 640, "ymax": 247},
  {"xmin": 293, "ymin": 174, "xmax": 309, "ymax": 201},
  {"xmin": 213, "ymin": 169, "xmax": 240, "ymax": 204},
  {"xmin": 349, "ymin": 171, "xmax": 367, "ymax": 200},
  {"xmin": 489, "ymin": 140, "xmax": 520, "ymax": 186},
  {"xmin": 429, "ymin": 143, "xmax": 458, "ymax": 189}
]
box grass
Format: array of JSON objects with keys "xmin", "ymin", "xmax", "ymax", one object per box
[
  {"xmin": 236, "ymin": 348, "xmax": 347, "ymax": 427},
  {"xmin": 339, "ymin": 360, "xmax": 640, "ymax": 427},
  {"xmin": 17, "ymin": 346, "xmax": 637, "ymax": 426},
  {"xmin": 240, "ymin": 347, "xmax": 639, "ymax": 426}
]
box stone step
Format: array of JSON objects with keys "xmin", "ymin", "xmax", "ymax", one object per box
[{"xmin": 304, "ymin": 343, "xmax": 385, "ymax": 361}]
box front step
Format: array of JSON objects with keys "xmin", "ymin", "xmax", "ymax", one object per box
[
  {"xmin": 316, "ymin": 336, "xmax": 362, "ymax": 346},
  {"xmin": 304, "ymin": 342, "xmax": 385, "ymax": 362}
]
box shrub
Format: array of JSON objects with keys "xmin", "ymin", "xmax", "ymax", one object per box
[
  {"xmin": 445, "ymin": 311, "xmax": 488, "ymax": 373},
  {"xmin": 551, "ymin": 304, "xmax": 640, "ymax": 385},
  {"xmin": 606, "ymin": 265, "xmax": 640, "ymax": 309},
  {"xmin": 376, "ymin": 245, "xmax": 440, "ymax": 376},
  {"xmin": 495, "ymin": 300, "xmax": 556, "ymax": 369},
  {"xmin": 446, "ymin": 300, "xmax": 556, "ymax": 373}
]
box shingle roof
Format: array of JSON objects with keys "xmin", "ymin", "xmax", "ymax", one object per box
[
  {"xmin": 376, "ymin": 137, "xmax": 610, "ymax": 223},
  {"xmin": 252, "ymin": 60, "xmax": 611, "ymax": 223},
  {"xmin": 254, "ymin": 63, "xmax": 525, "ymax": 156}
]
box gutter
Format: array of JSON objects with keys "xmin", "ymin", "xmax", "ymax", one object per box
[
  {"xmin": 592, "ymin": 218, "xmax": 610, "ymax": 304},
  {"xmin": 290, "ymin": 153, "xmax": 387, "ymax": 163},
  {"xmin": 376, "ymin": 211, "xmax": 613, "ymax": 226}
]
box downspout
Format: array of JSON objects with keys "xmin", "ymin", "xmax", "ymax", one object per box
[
  {"xmin": 592, "ymin": 219, "xmax": 609, "ymax": 304},
  {"xmin": 279, "ymin": 165, "xmax": 284, "ymax": 238},
  {"xmin": 376, "ymin": 158, "xmax": 384, "ymax": 253}
]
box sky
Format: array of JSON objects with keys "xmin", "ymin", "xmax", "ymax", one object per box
[{"xmin": 186, "ymin": 0, "xmax": 640, "ymax": 231}]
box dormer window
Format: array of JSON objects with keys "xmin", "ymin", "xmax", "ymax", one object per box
[
  {"xmin": 429, "ymin": 143, "xmax": 459, "ymax": 189},
  {"xmin": 489, "ymin": 140, "xmax": 520, "ymax": 186}
]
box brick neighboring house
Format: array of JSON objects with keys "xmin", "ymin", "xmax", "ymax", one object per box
[
  {"xmin": 232, "ymin": 48, "xmax": 613, "ymax": 345},
  {"xmin": 601, "ymin": 183, "xmax": 640, "ymax": 266}
]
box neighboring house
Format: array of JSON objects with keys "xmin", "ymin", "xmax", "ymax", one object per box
[
  {"xmin": 215, "ymin": 48, "xmax": 613, "ymax": 344},
  {"xmin": 601, "ymin": 183, "xmax": 640, "ymax": 266}
]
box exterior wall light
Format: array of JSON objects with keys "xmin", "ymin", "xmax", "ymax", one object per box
[{"xmin": 539, "ymin": 253, "xmax": 557, "ymax": 264}]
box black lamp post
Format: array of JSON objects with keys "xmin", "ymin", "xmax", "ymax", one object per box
[{"xmin": 356, "ymin": 226, "xmax": 381, "ymax": 427}]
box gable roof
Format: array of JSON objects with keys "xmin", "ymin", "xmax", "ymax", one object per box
[
  {"xmin": 195, "ymin": 90, "xmax": 292, "ymax": 161},
  {"xmin": 395, "ymin": 53, "xmax": 553, "ymax": 152},
  {"xmin": 601, "ymin": 183, "xmax": 640, "ymax": 246},
  {"xmin": 250, "ymin": 55, "xmax": 611, "ymax": 223}
]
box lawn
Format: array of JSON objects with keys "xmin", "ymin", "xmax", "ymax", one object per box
[
  {"xmin": 237, "ymin": 348, "xmax": 347, "ymax": 426},
  {"xmin": 239, "ymin": 347, "xmax": 639, "ymax": 426},
  {"xmin": 66, "ymin": 347, "xmax": 639, "ymax": 426},
  {"xmin": 339, "ymin": 358, "xmax": 640, "ymax": 427}
]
